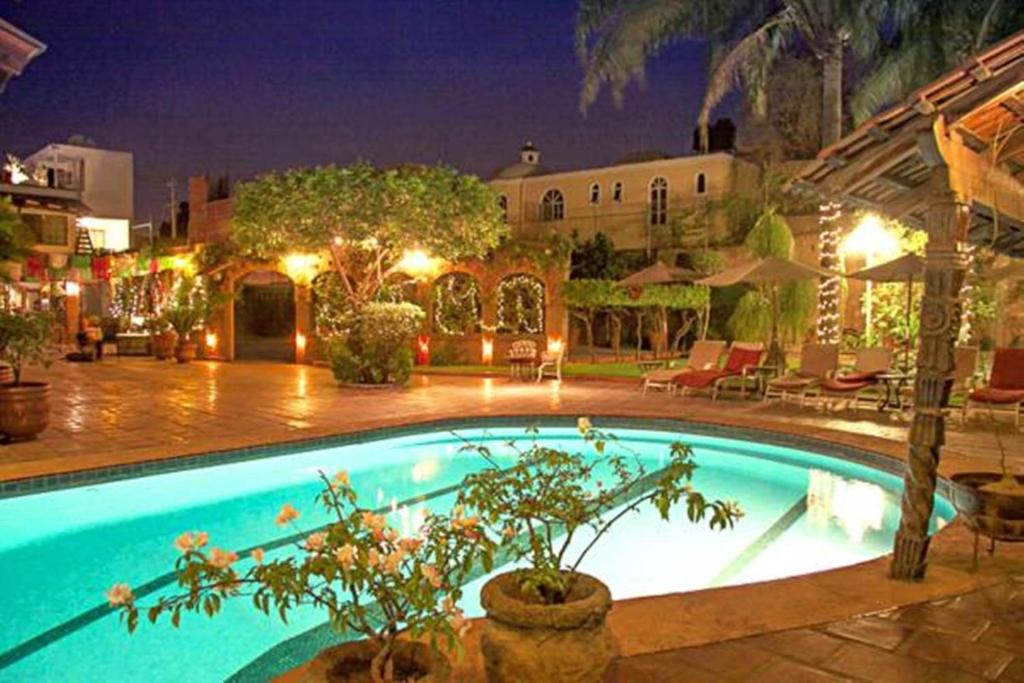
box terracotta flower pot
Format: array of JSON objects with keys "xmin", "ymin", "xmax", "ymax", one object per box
[
  {"xmin": 0, "ymin": 364, "xmax": 13, "ymax": 385},
  {"xmin": 0, "ymin": 381, "xmax": 51, "ymax": 441},
  {"xmin": 175, "ymin": 341, "xmax": 197, "ymax": 364},
  {"xmin": 301, "ymin": 639, "xmax": 450, "ymax": 683},
  {"xmin": 152, "ymin": 331, "xmax": 177, "ymax": 360},
  {"xmin": 480, "ymin": 572, "xmax": 616, "ymax": 683}
]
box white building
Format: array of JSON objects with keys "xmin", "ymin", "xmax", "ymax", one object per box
[{"xmin": 26, "ymin": 140, "xmax": 133, "ymax": 252}]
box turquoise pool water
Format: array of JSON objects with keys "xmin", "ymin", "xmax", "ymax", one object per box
[{"xmin": 0, "ymin": 421, "xmax": 954, "ymax": 682}]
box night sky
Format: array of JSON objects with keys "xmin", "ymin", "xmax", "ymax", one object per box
[{"xmin": 1, "ymin": 1, "xmax": 711, "ymax": 223}]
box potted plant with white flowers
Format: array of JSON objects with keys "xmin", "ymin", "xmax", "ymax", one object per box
[
  {"xmin": 107, "ymin": 471, "xmax": 496, "ymax": 682},
  {"xmin": 456, "ymin": 419, "xmax": 743, "ymax": 683}
]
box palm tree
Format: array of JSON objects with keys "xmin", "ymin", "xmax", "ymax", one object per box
[
  {"xmin": 850, "ymin": 0, "xmax": 1024, "ymax": 124},
  {"xmin": 577, "ymin": 0, "xmax": 886, "ymax": 150}
]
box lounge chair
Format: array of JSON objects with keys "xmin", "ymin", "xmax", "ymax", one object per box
[
  {"xmin": 963, "ymin": 348, "xmax": 1024, "ymax": 428},
  {"xmin": 641, "ymin": 340, "xmax": 726, "ymax": 394},
  {"xmin": 674, "ymin": 342, "xmax": 764, "ymax": 400},
  {"xmin": 764, "ymin": 343, "xmax": 839, "ymax": 406},
  {"xmin": 818, "ymin": 347, "xmax": 893, "ymax": 410}
]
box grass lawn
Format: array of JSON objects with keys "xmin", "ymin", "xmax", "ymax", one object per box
[{"xmin": 414, "ymin": 361, "xmax": 660, "ymax": 378}]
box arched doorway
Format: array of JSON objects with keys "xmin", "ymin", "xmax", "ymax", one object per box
[{"xmin": 234, "ymin": 270, "xmax": 295, "ymax": 362}]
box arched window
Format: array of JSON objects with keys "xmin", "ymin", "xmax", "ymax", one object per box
[
  {"xmin": 496, "ymin": 274, "xmax": 546, "ymax": 334},
  {"xmin": 649, "ymin": 177, "xmax": 668, "ymax": 226},
  {"xmin": 612, "ymin": 181, "xmax": 623, "ymax": 203},
  {"xmin": 589, "ymin": 183, "xmax": 600, "ymax": 205},
  {"xmin": 695, "ymin": 172, "xmax": 707, "ymax": 195},
  {"xmin": 540, "ymin": 189, "xmax": 564, "ymax": 221},
  {"xmin": 432, "ymin": 273, "xmax": 482, "ymax": 335},
  {"xmin": 498, "ymin": 194, "xmax": 508, "ymax": 222}
]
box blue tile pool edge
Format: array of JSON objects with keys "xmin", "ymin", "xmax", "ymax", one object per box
[{"xmin": 0, "ymin": 414, "xmax": 952, "ymax": 503}]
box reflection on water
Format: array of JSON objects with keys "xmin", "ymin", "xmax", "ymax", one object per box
[{"xmin": 808, "ymin": 469, "xmax": 885, "ymax": 543}]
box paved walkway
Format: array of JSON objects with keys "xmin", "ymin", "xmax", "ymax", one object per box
[{"xmin": 4, "ymin": 359, "xmax": 1023, "ymax": 682}]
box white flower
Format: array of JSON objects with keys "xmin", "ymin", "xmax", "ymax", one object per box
[
  {"xmin": 577, "ymin": 417, "xmax": 592, "ymax": 434},
  {"xmin": 304, "ymin": 532, "xmax": 327, "ymax": 553},
  {"xmin": 208, "ymin": 548, "xmax": 238, "ymax": 569},
  {"xmin": 106, "ymin": 583, "xmax": 134, "ymax": 607}
]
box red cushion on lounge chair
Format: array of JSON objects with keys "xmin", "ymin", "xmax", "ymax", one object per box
[
  {"xmin": 968, "ymin": 388, "xmax": 1024, "ymax": 405},
  {"xmin": 821, "ymin": 378, "xmax": 873, "ymax": 392},
  {"xmin": 675, "ymin": 369, "xmax": 732, "ymax": 388},
  {"xmin": 990, "ymin": 349, "xmax": 1024, "ymax": 390},
  {"xmin": 724, "ymin": 347, "xmax": 762, "ymax": 373},
  {"xmin": 836, "ymin": 371, "xmax": 881, "ymax": 383}
]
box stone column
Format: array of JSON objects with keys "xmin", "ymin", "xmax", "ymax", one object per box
[{"xmin": 890, "ymin": 182, "xmax": 970, "ymax": 581}]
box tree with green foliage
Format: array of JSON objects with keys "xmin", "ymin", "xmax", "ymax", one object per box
[
  {"xmin": 570, "ymin": 231, "xmax": 628, "ymax": 280},
  {"xmin": 0, "ymin": 197, "xmax": 30, "ymax": 268},
  {"xmin": 563, "ymin": 279, "xmax": 619, "ymax": 362},
  {"xmin": 728, "ymin": 208, "xmax": 815, "ymax": 365},
  {"xmin": 233, "ymin": 163, "xmax": 507, "ymax": 310}
]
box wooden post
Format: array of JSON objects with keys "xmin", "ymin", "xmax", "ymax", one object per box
[{"xmin": 890, "ymin": 176, "xmax": 970, "ymax": 580}]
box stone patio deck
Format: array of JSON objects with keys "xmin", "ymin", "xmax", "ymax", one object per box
[{"xmin": 3, "ymin": 359, "xmax": 1022, "ymax": 681}]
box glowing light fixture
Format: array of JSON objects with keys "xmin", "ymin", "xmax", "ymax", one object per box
[
  {"xmin": 65, "ymin": 281, "xmax": 81, "ymax": 297},
  {"xmin": 547, "ymin": 336, "xmax": 563, "ymax": 355},
  {"xmin": 842, "ymin": 214, "xmax": 902, "ymax": 343},
  {"xmin": 295, "ymin": 332, "xmax": 307, "ymax": 354},
  {"xmin": 481, "ymin": 336, "xmax": 494, "ymax": 365},
  {"xmin": 205, "ymin": 332, "xmax": 218, "ymax": 351},
  {"xmin": 281, "ymin": 253, "xmax": 320, "ymax": 285},
  {"xmin": 396, "ymin": 248, "xmax": 440, "ymax": 278},
  {"xmin": 171, "ymin": 254, "xmax": 196, "ymax": 275}
]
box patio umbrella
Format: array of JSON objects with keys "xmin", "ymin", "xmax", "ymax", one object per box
[
  {"xmin": 696, "ymin": 257, "xmax": 835, "ymax": 370},
  {"xmin": 617, "ymin": 262, "xmax": 699, "ymax": 286},
  {"xmin": 848, "ymin": 253, "xmax": 925, "ymax": 371}
]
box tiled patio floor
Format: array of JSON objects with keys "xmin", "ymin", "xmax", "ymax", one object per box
[{"xmin": 3, "ymin": 358, "xmax": 1023, "ymax": 682}]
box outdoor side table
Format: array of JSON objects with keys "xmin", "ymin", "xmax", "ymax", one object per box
[
  {"xmin": 116, "ymin": 333, "xmax": 151, "ymax": 356},
  {"xmin": 876, "ymin": 372, "xmax": 912, "ymax": 411},
  {"xmin": 747, "ymin": 364, "xmax": 782, "ymax": 397}
]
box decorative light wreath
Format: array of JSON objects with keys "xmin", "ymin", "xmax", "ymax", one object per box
[
  {"xmin": 496, "ymin": 274, "xmax": 545, "ymax": 335},
  {"xmin": 432, "ymin": 273, "xmax": 482, "ymax": 336}
]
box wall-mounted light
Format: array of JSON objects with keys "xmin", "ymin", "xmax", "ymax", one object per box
[
  {"xmin": 65, "ymin": 281, "xmax": 81, "ymax": 297},
  {"xmin": 205, "ymin": 332, "xmax": 218, "ymax": 351},
  {"xmin": 547, "ymin": 336, "xmax": 563, "ymax": 355},
  {"xmin": 481, "ymin": 336, "xmax": 494, "ymax": 366},
  {"xmin": 416, "ymin": 335, "xmax": 430, "ymax": 365},
  {"xmin": 295, "ymin": 332, "xmax": 307, "ymax": 355}
]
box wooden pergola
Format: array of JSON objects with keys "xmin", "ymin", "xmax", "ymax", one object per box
[{"xmin": 792, "ymin": 29, "xmax": 1024, "ymax": 581}]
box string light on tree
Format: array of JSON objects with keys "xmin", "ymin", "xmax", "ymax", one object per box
[
  {"xmin": 816, "ymin": 200, "xmax": 843, "ymax": 344},
  {"xmin": 957, "ymin": 245, "xmax": 976, "ymax": 345}
]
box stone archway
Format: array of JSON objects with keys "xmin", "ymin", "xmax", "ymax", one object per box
[{"xmin": 234, "ymin": 270, "xmax": 296, "ymax": 362}]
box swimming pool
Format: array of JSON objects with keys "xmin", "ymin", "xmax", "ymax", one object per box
[{"xmin": 0, "ymin": 418, "xmax": 954, "ymax": 682}]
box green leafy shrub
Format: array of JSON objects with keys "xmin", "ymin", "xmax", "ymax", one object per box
[
  {"xmin": 428, "ymin": 341, "xmax": 466, "ymax": 367},
  {"xmin": 330, "ymin": 302, "xmax": 424, "ymax": 385}
]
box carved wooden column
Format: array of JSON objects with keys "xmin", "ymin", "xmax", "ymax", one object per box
[{"xmin": 890, "ymin": 180, "xmax": 970, "ymax": 580}]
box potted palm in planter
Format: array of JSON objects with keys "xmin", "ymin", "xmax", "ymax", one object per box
[
  {"xmin": 162, "ymin": 275, "xmax": 225, "ymax": 364},
  {"xmin": 0, "ymin": 310, "xmax": 55, "ymax": 440},
  {"xmin": 108, "ymin": 471, "xmax": 496, "ymax": 683},
  {"xmin": 145, "ymin": 316, "xmax": 176, "ymax": 360},
  {"xmin": 457, "ymin": 419, "xmax": 743, "ymax": 683}
]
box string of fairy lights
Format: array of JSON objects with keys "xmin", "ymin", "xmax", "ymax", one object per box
[{"xmin": 816, "ymin": 200, "xmax": 843, "ymax": 344}]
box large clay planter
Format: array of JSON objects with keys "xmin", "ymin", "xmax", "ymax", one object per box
[
  {"xmin": 480, "ymin": 572, "xmax": 616, "ymax": 683},
  {"xmin": 152, "ymin": 331, "xmax": 177, "ymax": 360},
  {"xmin": 0, "ymin": 364, "xmax": 13, "ymax": 385},
  {"xmin": 301, "ymin": 639, "xmax": 450, "ymax": 683},
  {"xmin": 175, "ymin": 341, "xmax": 197, "ymax": 364},
  {"xmin": 951, "ymin": 472, "xmax": 1024, "ymax": 542},
  {"xmin": 0, "ymin": 381, "xmax": 51, "ymax": 441}
]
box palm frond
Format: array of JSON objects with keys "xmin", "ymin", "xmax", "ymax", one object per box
[
  {"xmin": 576, "ymin": 0, "xmax": 753, "ymax": 111},
  {"xmin": 697, "ymin": 10, "xmax": 794, "ymax": 150}
]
